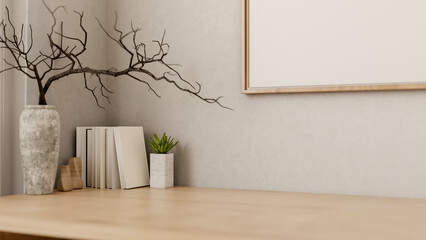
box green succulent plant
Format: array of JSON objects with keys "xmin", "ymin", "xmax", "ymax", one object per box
[{"xmin": 148, "ymin": 133, "xmax": 179, "ymax": 154}]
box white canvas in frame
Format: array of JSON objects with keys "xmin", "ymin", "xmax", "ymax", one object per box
[{"xmin": 243, "ymin": 0, "xmax": 426, "ymax": 93}]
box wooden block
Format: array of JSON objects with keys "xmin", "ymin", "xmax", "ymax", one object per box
[
  {"xmin": 68, "ymin": 157, "xmax": 83, "ymax": 189},
  {"xmin": 57, "ymin": 165, "xmax": 73, "ymax": 192}
]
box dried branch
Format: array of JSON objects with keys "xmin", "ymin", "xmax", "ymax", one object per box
[{"xmin": 0, "ymin": 1, "xmax": 232, "ymax": 110}]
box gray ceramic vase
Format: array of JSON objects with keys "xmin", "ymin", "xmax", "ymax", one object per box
[{"xmin": 19, "ymin": 105, "xmax": 60, "ymax": 195}]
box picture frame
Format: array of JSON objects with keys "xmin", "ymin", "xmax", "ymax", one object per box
[{"xmin": 242, "ymin": 0, "xmax": 426, "ymax": 94}]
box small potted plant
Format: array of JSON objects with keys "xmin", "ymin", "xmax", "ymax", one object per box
[{"xmin": 148, "ymin": 133, "xmax": 178, "ymax": 188}]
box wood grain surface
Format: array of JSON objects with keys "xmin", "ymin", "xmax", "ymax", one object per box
[{"xmin": 0, "ymin": 187, "xmax": 425, "ymax": 240}]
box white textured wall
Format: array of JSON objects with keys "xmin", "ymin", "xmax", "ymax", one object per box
[{"xmin": 107, "ymin": 0, "xmax": 426, "ymax": 199}]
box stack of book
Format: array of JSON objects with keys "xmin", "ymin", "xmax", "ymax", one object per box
[{"xmin": 76, "ymin": 126, "xmax": 150, "ymax": 189}]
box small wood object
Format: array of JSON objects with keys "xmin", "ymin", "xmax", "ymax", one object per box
[
  {"xmin": 57, "ymin": 165, "xmax": 73, "ymax": 192},
  {"xmin": 68, "ymin": 157, "xmax": 83, "ymax": 189}
]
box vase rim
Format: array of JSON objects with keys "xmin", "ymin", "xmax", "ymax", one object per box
[{"xmin": 24, "ymin": 105, "xmax": 56, "ymax": 109}]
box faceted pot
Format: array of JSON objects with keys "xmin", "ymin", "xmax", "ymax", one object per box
[
  {"xmin": 19, "ymin": 105, "xmax": 60, "ymax": 194},
  {"xmin": 150, "ymin": 153, "xmax": 174, "ymax": 188}
]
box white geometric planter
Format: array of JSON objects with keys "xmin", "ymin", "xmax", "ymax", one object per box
[{"xmin": 150, "ymin": 153, "xmax": 174, "ymax": 188}]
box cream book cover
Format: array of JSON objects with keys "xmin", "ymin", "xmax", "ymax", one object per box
[{"xmin": 113, "ymin": 127, "xmax": 149, "ymax": 189}]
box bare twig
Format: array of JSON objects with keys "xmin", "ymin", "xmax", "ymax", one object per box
[{"xmin": 0, "ymin": 1, "xmax": 232, "ymax": 110}]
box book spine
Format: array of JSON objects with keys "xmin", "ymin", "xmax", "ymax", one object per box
[
  {"xmin": 106, "ymin": 128, "xmax": 113, "ymax": 189},
  {"xmin": 81, "ymin": 129, "xmax": 88, "ymax": 187},
  {"xmin": 113, "ymin": 128, "xmax": 127, "ymax": 189},
  {"xmin": 86, "ymin": 129, "xmax": 93, "ymax": 187},
  {"xmin": 76, "ymin": 128, "xmax": 83, "ymax": 186},
  {"xmin": 99, "ymin": 128, "xmax": 106, "ymax": 189},
  {"xmin": 94, "ymin": 128, "xmax": 100, "ymax": 189},
  {"xmin": 76, "ymin": 127, "xmax": 88, "ymax": 187}
]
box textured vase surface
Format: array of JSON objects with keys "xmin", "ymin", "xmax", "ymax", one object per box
[
  {"xmin": 150, "ymin": 153, "xmax": 174, "ymax": 188},
  {"xmin": 19, "ymin": 105, "xmax": 60, "ymax": 195}
]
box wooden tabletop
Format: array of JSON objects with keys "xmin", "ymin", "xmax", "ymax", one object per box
[{"xmin": 0, "ymin": 187, "xmax": 425, "ymax": 240}]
